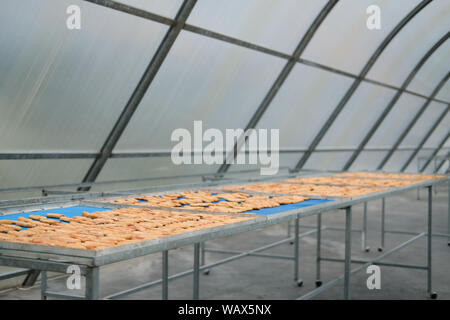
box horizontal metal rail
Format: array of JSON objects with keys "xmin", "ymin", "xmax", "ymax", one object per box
[
  {"xmin": 204, "ymin": 249, "xmax": 294, "ymax": 260},
  {"xmin": 2, "ymin": 147, "xmax": 449, "ymax": 160},
  {"xmin": 0, "ymin": 167, "xmax": 294, "ymax": 194},
  {"xmin": 44, "ymin": 291, "xmax": 86, "ymax": 300},
  {"xmin": 103, "ymin": 228, "xmax": 321, "ymax": 299},
  {"xmin": 82, "ymin": 0, "xmax": 450, "ymax": 106},
  {"xmin": 321, "ymin": 257, "xmax": 427, "ymax": 270},
  {"xmin": 297, "ymin": 232, "xmax": 425, "ymax": 300},
  {"xmin": 385, "ymin": 229, "xmax": 450, "ymax": 238},
  {"xmin": 0, "ymin": 269, "xmax": 29, "ymax": 281}
]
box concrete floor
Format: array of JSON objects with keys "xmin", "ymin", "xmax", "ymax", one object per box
[{"xmin": 0, "ymin": 184, "xmax": 449, "ymax": 300}]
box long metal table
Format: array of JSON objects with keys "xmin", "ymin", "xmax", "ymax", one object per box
[{"xmin": 0, "ymin": 173, "xmax": 448, "ymax": 300}]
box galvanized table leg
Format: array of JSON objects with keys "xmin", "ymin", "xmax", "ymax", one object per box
[
  {"xmin": 294, "ymin": 217, "xmax": 303, "ymax": 286},
  {"xmin": 433, "ymin": 159, "xmax": 438, "ymax": 194},
  {"xmin": 417, "ymin": 161, "xmax": 421, "ymax": 200},
  {"xmin": 162, "ymin": 250, "xmax": 169, "ymax": 300},
  {"xmin": 200, "ymin": 242, "xmax": 205, "ymax": 265},
  {"xmin": 193, "ymin": 243, "xmax": 200, "ymax": 300},
  {"xmin": 362, "ymin": 202, "xmax": 369, "ymax": 252},
  {"xmin": 379, "ymin": 198, "xmax": 385, "ymax": 252},
  {"xmin": 427, "ymin": 186, "xmax": 437, "ymax": 299},
  {"xmin": 287, "ymin": 221, "xmax": 291, "ymax": 238},
  {"xmin": 40, "ymin": 271, "xmax": 47, "ymax": 300},
  {"xmin": 288, "ymin": 221, "xmax": 294, "ymax": 245},
  {"xmin": 85, "ymin": 267, "xmax": 99, "ymax": 300},
  {"xmin": 315, "ymin": 213, "xmax": 322, "ymax": 287},
  {"xmin": 344, "ymin": 206, "xmax": 352, "ymax": 300},
  {"xmin": 200, "ymin": 242, "xmax": 209, "ymax": 275}
]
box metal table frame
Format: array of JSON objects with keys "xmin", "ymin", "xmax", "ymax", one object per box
[{"xmin": 0, "ymin": 174, "xmax": 448, "ymax": 300}]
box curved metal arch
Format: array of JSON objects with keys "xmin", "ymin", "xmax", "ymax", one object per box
[
  {"xmin": 79, "ymin": 0, "xmax": 198, "ymax": 190},
  {"xmin": 378, "ymin": 70, "xmax": 450, "ymax": 170},
  {"xmin": 434, "ymin": 150, "xmax": 450, "ymax": 173},
  {"xmin": 83, "ymin": 0, "xmax": 450, "ymax": 107},
  {"xmin": 216, "ymin": 0, "xmax": 339, "ymax": 174},
  {"xmin": 400, "ymin": 99, "xmax": 449, "ymax": 172},
  {"xmin": 293, "ymin": 0, "xmax": 432, "ymax": 171},
  {"xmin": 343, "ymin": 32, "xmax": 450, "ymax": 170},
  {"xmin": 420, "ymin": 132, "xmax": 450, "ymax": 172}
]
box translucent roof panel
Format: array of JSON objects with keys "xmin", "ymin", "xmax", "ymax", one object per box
[
  {"xmin": 256, "ymin": 64, "xmax": 354, "ymax": 149},
  {"xmin": 367, "ymin": 1, "xmax": 450, "ymax": 88},
  {"xmin": 438, "ymin": 161, "xmax": 449, "ymax": 174},
  {"xmin": 423, "ymin": 113, "xmax": 450, "ymax": 148},
  {"xmin": 399, "ymin": 102, "xmax": 448, "ymax": 148},
  {"xmin": 303, "ymin": 152, "xmax": 353, "ymax": 171},
  {"xmin": 115, "ymin": 31, "xmax": 286, "ymax": 152},
  {"xmin": 382, "ymin": 150, "xmax": 414, "ymax": 172},
  {"xmin": 0, "ymin": 160, "xmax": 92, "ymax": 189},
  {"xmin": 318, "ymin": 82, "xmax": 397, "ymax": 148},
  {"xmin": 227, "ymin": 153, "xmax": 304, "ymax": 173},
  {"xmin": 187, "ymin": 0, "xmax": 328, "ymax": 53},
  {"xmin": 366, "ymin": 93, "xmax": 426, "ymax": 148},
  {"xmin": 115, "ymin": 0, "xmax": 183, "ymax": 18},
  {"xmin": 96, "ymin": 158, "xmax": 219, "ymax": 183},
  {"xmin": 301, "ymin": 0, "xmax": 420, "ymax": 74},
  {"xmin": 436, "ymin": 81, "xmax": 450, "ymax": 102},
  {"xmin": 407, "ymin": 41, "xmax": 450, "ymax": 97},
  {"xmin": 350, "ymin": 151, "xmax": 389, "ymax": 171},
  {"xmin": 0, "ymin": 0, "xmax": 168, "ymax": 152},
  {"xmin": 403, "ymin": 149, "xmax": 437, "ymax": 173}
]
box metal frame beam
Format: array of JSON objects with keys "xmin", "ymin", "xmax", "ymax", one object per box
[
  {"xmin": 79, "ymin": 0, "xmax": 197, "ymax": 191},
  {"xmin": 81, "ymin": 1, "xmax": 450, "ymax": 106},
  {"xmin": 83, "ymin": 0, "xmax": 173, "ymax": 25},
  {"xmin": 343, "ymin": 34, "xmax": 450, "ymax": 170},
  {"xmin": 293, "ymin": 0, "xmax": 432, "ymax": 171},
  {"xmin": 400, "ymin": 106, "xmax": 449, "ymax": 171},
  {"xmin": 378, "ymin": 71, "xmax": 450, "ymax": 170},
  {"xmin": 420, "ymin": 133, "xmax": 450, "ymax": 172},
  {"xmin": 3, "ymin": 146, "xmax": 450, "ymax": 160},
  {"xmin": 434, "ymin": 150, "xmax": 450, "ymax": 173},
  {"xmin": 216, "ymin": 0, "xmax": 339, "ymax": 174}
]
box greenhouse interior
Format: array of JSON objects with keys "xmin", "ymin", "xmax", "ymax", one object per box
[{"xmin": 0, "ymin": 0, "xmax": 449, "ymax": 302}]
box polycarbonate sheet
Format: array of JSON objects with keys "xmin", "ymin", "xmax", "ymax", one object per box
[
  {"xmin": 436, "ymin": 81, "xmax": 450, "ymax": 102},
  {"xmin": 366, "ymin": 93, "xmax": 426, "ymax": 148},
  {"xmin": 227, "ymin": 153, "xmax": 304, "ymax": 174},
  {"xmin": 95, "ymin": 158, "xmax": 219, "ymax": 183},
  {"xmin": 0, "ymin": 160, "xmax": 92, "ymax": 189},
  {"xmin": 438, "ymin": 161, "xmax": 449, "ymax": 174},
  {"xmin": 187, "ymin": 0, "xmax": 328, "ymax": 53},
  {"xmin": 303, "ymin": 152, "xmax": 353, "ymax": 171},
  {"xmin": 256, "ymin": 64, "xmax": 354, "ymax": 149},
  {"xmin": 407, "ymin": 41, "xmax": 450, "ymax": 97},
  {"xmin": 349, "ymin": 151, "xmax": 389, "ymax": 171},
  {"xmin": 301, "ymin": 0, "xmax": 420, "ymax": 75},
  {"xmin": 115, "ymin": 0, "xmax": 183, "ymax": 18},
  {"xmin": 423, "ymin": 113, "xmax": 450, "ymax": 148},
  {"xmin": 383, "ymin": 150, "xmax": 414, "ymax": 172},
  {"xmin": 115, "ymin": 31, "xmax": 286, "ymax": 151},
  {"xmin": 399, "ymin": 102, "xmax": 448, "ymax": 147},
  {"xmin": 408, "ymin": 147, "xmax": 450, "ymax": 173},
  {"xmin": 0, "ymin": 0, "xmax": 168, "ymax": 152},
  {"xmin": 318, "ymin": 82, "xmax": 397, "ymax": 148},
  {"xmin": 403, "ymin": 149, "xmax": 434, "ymax": 173},
  {"xmin": 367, "ymin": 1, "xmax": 450, "ymax": 88}
]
